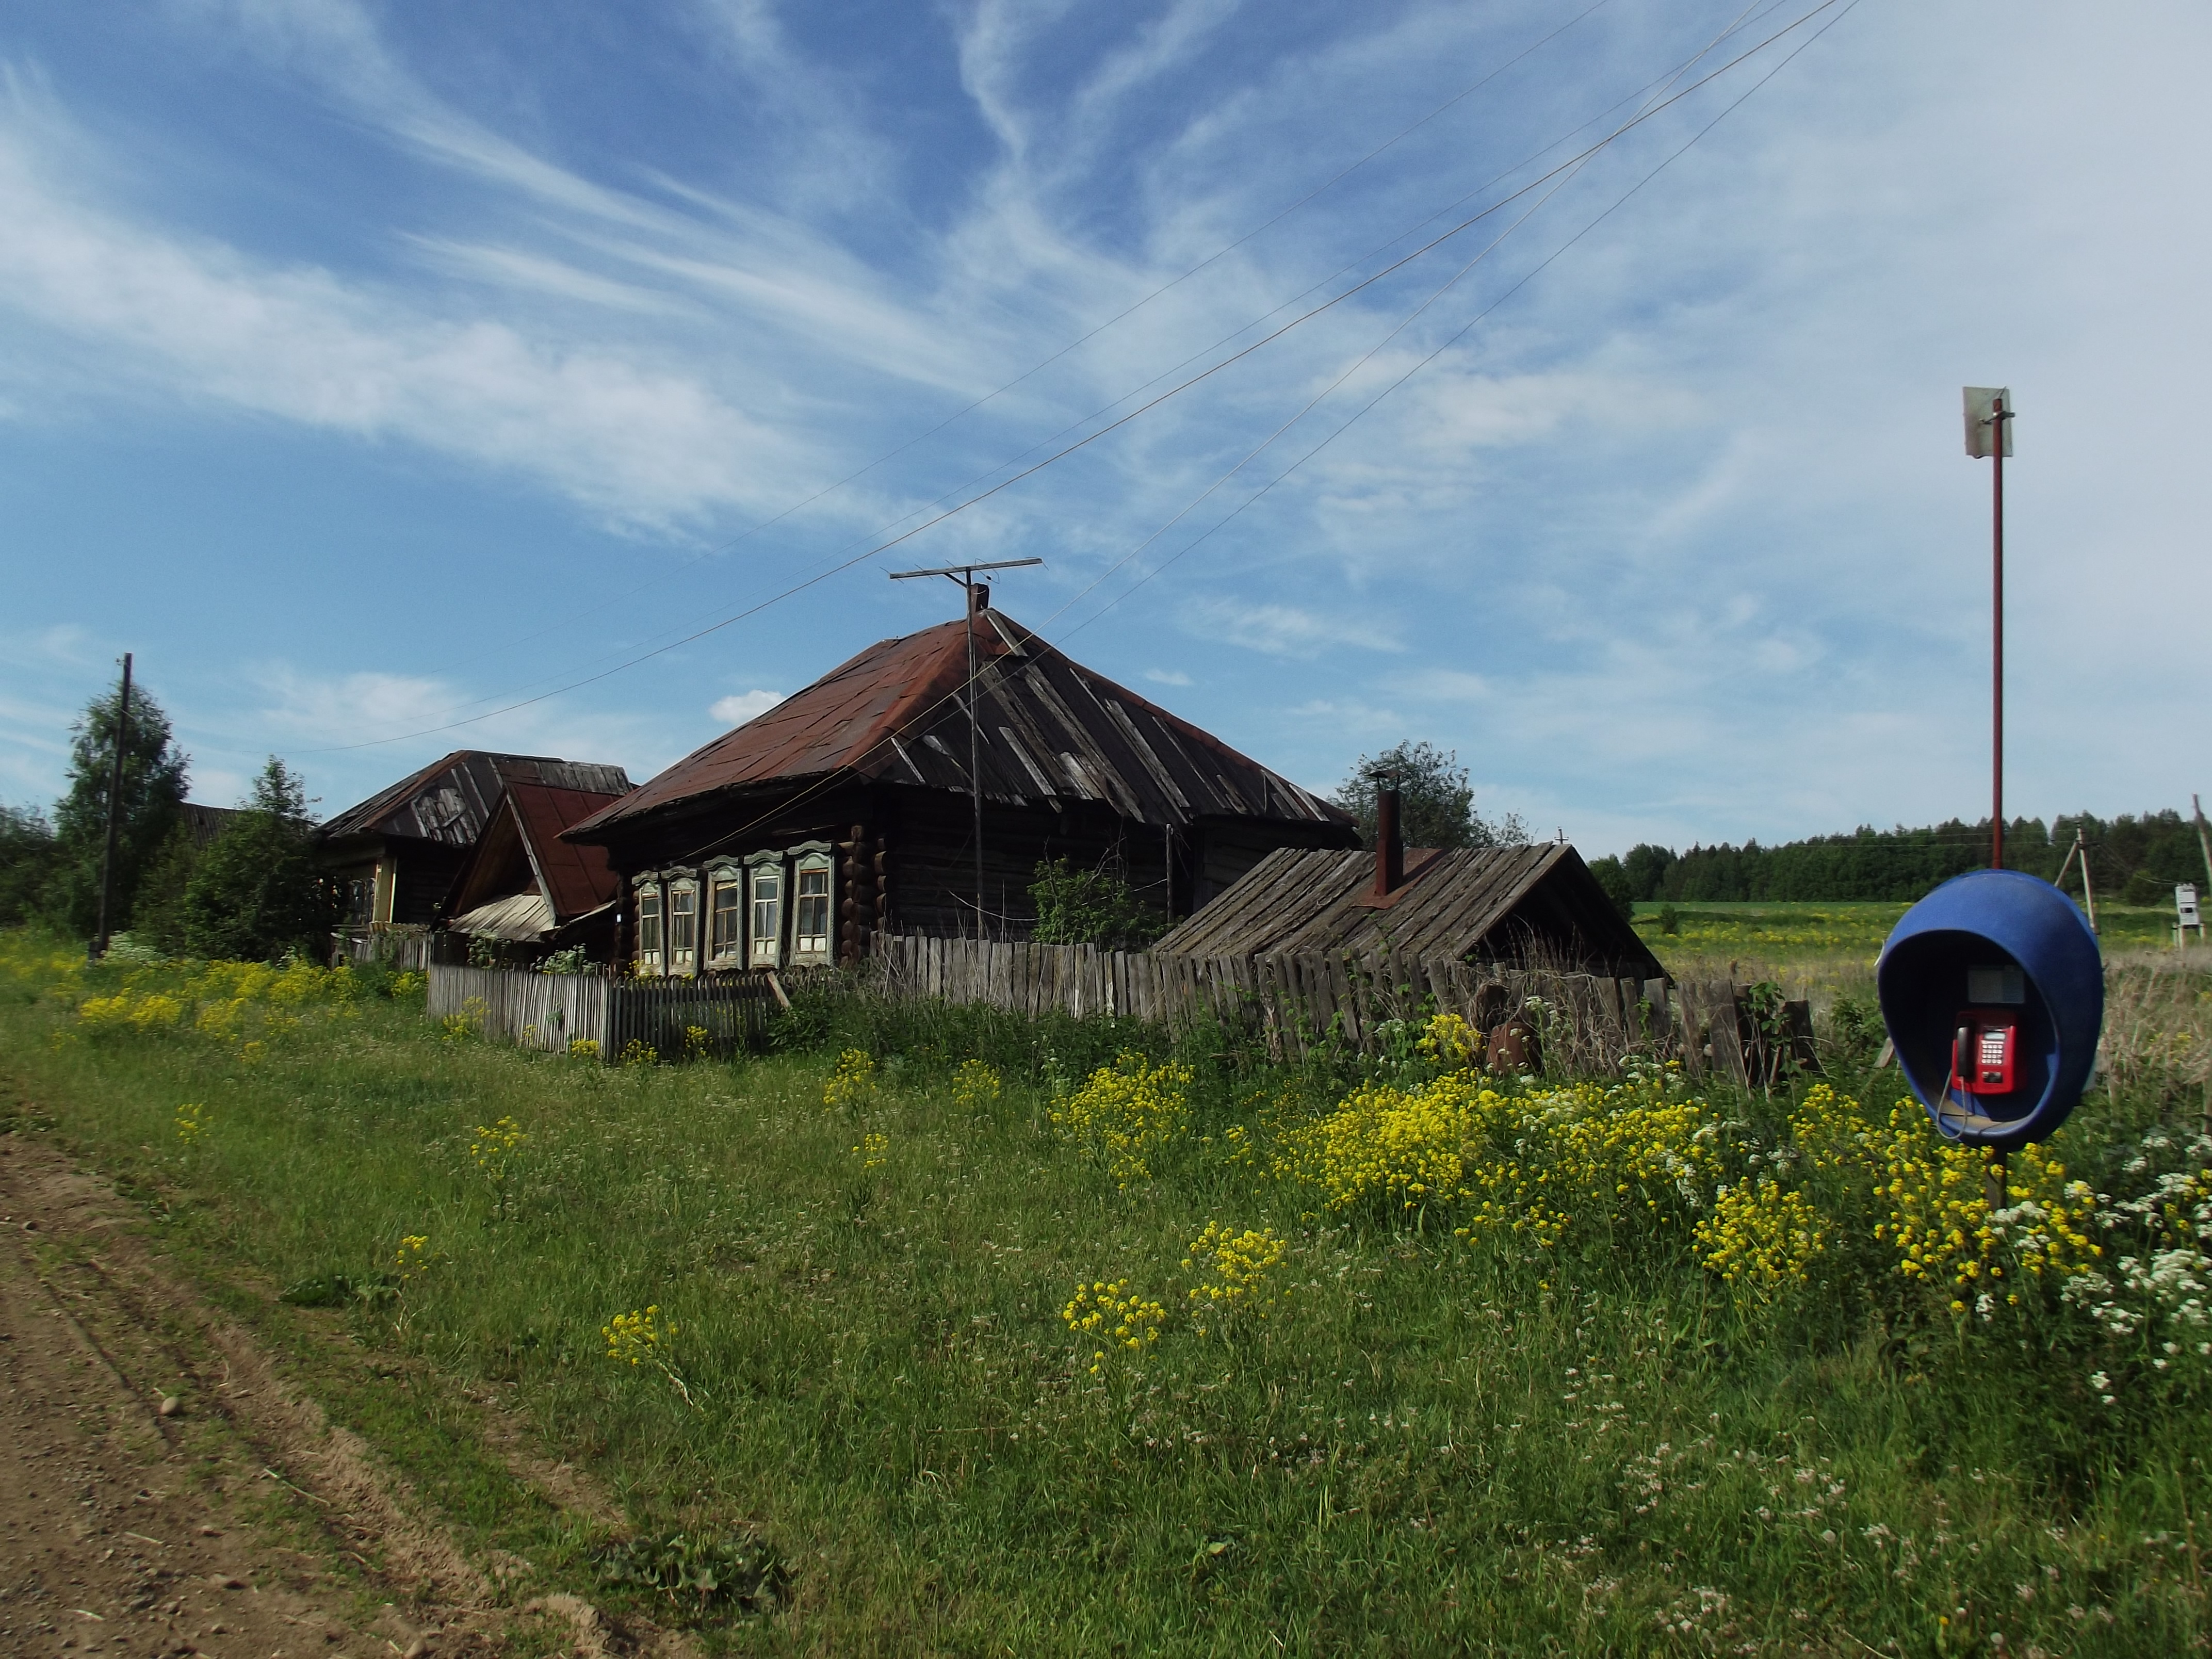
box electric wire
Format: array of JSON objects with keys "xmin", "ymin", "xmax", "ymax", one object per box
[
  {"xmin": 389, "ymin": 0, "xmax": 1624, "ymax": 684},
  {"xmin": 1053, "ymin": 0, "xmax": 1865, "ymax": 645},
  {"xmin": 351, "ymin": 1, "xmax": 1790, "ymax": 731},
  {"xmin": 302, "ymin": 0, "xmax": 1846, "ymax": 757},
  {"xmin": 626, "ymin": 0, "xmax": 1857, "ymax": 879}
]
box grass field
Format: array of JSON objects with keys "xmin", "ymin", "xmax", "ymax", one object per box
[
  {"xmin": 3, "ymin": 931, "xmax": 2210, "ymax": 1654},
  {"xmin": 1633, "ymin": 900, "xmax": 2186, "ymax": 989}
]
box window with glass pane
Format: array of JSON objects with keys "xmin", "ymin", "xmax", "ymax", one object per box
[
  {"xmin": 710, "ymin": 878, "xmax": 742, "ymax": 961},
  {"xmin": 794, "ymin": 859, "xmax": 832, "ymax": 958},
  {"xmin": 749, "ymin": 866, "xmax": 782, "ymax": 966},
  {"xmin": 669, "ymin": 885, "xmax": 697, "ymax": 969},
  {"xmin": 638, "ymin": 888, "xmax": 663, "ymax": 969}
]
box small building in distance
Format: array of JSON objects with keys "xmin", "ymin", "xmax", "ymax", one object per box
[
  {"xmin": 561, "ymin": 596, "xmax": 1357, "ymax": 975},
  {"xmin": 1153, "ymin": 789, "xmax": 1664, "ymax": 981},
  {"xmin": 180, "ymin": 802, "xmax": 246, "ymax": 848},
  {"xmin": 318, "ymin": 752, "xmax": 633, "ymax": 933},
  {"xmin": 436, "ymin": 780, "xmax": 632, "ymax": 960}
]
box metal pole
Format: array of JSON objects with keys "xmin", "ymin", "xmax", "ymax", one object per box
[
  {"xmin": 2077, "ymin": 828, "xmax": 2097, "ymax": 934},
  {"xmin": 92, "ymin": 651, "xmax": 133, "ymax": 962},
  {"xmin": 966, "ymin": 578, "xmax": 982, "ymax": 940},
  {"xmin": 1991, "ymin": 395, "xmax": 2005, "ymax": 871}
]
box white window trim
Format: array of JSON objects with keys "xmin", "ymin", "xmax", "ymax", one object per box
[
  {"xmin": 633, "ymin": 874, "xmax": 665, "ymax": 977},
  {"xmin": 665, "ymin": 869, "xmax": 701, "ymax": 977},
  {"xmin": 705, "ymin": 858, "xmax": 745, "ymax": 968},
  {"xmin": 745, "ymin": 850, "xmax": 785, "ymax": 969},
  {"xmin": 791, "ymin": 848, "xmax": 835, "ymax": 964}
]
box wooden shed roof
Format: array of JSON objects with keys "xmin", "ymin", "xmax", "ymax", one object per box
[
  {"xmin": 564, "ymin": 610, "xmax": 1352, "ymax": 841},
  {"xmin": 441, "ymin": 782, "xmax": 629, "ymax": 928},
  {"xmin": 1152, "ymin": 843, "xmax": 1666, "ymax": 979},
  {"xmin": 320, "ymin": 751, "xmax": 633, "ymax": 849}
]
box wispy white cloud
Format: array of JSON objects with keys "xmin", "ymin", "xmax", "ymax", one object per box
[
  {"xmin": 1182, "ymin": 596, "xmax": 1401, "ymax": 658},
  {"xmin": 1142, "ymin": 667, "xmax": 1191, "ymax": 687},
  {"xmin": 708, "ymin": 688, "xmax": 784, "ymax": 726}
]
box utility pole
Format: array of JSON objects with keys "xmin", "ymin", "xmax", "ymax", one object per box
[
  {"xmin": 91, "ymin": 652, "xmax": 133, "ymax": 962},
  {"xmin": 888, "ymin": 557, "xmax": 1043, "ymax": 937},
  {"xmin": 1964, "ymin": 388, "xmax": 2014, "ymax": 868},
  {"xmin": 2195, "ymin": 795, "xmax": 2212, "ymax": 895}
]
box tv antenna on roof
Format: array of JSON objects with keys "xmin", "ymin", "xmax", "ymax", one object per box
[{"xmin": 889, "ymin": 557, "xmax": 1044, "ymax": 937}]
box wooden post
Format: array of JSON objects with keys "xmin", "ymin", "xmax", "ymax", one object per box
[{"xmin": 91, "ymin": 652, "xmax": 133, "ymax": 962}]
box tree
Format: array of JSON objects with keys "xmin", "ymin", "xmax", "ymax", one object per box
[
  {"xmin": 181, "ymin": 758, "xmax": 339, "ymax": 961},
  {"xmin": 127, "ymin": 820, "xmax": 205, "ymax": 955},
  {"xmin": 0, "ymin": 802, "xmax": 59, "ymax": 926},
  {"xmin": 1586, "ymin": 854, "xmax": 1636, "ymax": 921},
  {"xmin": 50, "ymin": 680, "xmax": 189, "ymax": 936},
  {"xmin": 1330, "ymin": 740, "xmax": 1528, "ymax": 851},
  {"xmin": 1029, "ymin": 857, "xmax": 1168, "ymax": 950}
]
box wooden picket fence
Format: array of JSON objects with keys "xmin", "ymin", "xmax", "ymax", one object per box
[
  {"xmin": 427, "ymin": 938, "xmax": 1817, "ymax": 1081},
  {"xmin": 868, "ymin": 934, "xmax": 1809, "ymax": 1081},
  {"xmin": 427, "ymin": 964, "xmax": 784, "ymax": 1060},
  {"xmin": 336, "ymin": 929, "xmax": 458, "ymax": 972}
]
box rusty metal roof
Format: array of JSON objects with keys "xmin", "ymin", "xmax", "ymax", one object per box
[
  {"xmin": 1152, "ymin": 843, "xmax": 1667, "ymax": 979},
  {"xmin": 320, "ymin": 751, "xmax": 633, "ymax": 848},
  {"xmin": 564, "ymin": 611, "xmax": 1352, "ymax": 840},
  {"xmin": 442, "ymin": 782, "xmax": 628, "ymax": 924}
]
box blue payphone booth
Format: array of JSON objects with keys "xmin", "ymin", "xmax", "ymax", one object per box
[{"xmin": 1875, "ymin": 870, "xmax": 2103, "ymax": 1150}]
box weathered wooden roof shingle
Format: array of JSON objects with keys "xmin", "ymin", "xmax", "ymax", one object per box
[
  {"xmin": 564, "ymin": 611, "xmax": 1351, "ymax": 840},
  {"xmin": 1152, "ymin": 843, "xmax": 1666, "ymax": 979}
]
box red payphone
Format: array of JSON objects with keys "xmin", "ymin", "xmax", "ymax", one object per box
[{"xmin": 1951, "ymin": 1010, "xmax": 2018, "ymax": 1096}]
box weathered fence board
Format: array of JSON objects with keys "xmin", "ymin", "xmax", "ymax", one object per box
[
  {"xmin": 430, "ymin": 938, "xmax": 1794, "ymax": 1082},
  {"xmin": 429, "ymin": 965, "xmax": 782, "ymax": 1060},
  {"xmin": 865, "ymin": 934, "xmax": 1727, "ymax": 1076}
]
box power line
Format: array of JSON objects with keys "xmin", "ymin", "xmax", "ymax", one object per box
[
  {"xmin": 343, "ymin": 5, "xmax": 1781, "ymax": 731},
  {"xmin": 300, "ymin": 0, "xmax": 1845, "ymax": 755},
  {"xmin": 384, "ymin": 0, "xmax": 1624, "ymax": 686},
  {"xmin": 621, "ymin": 3, "xmax": 1859, "ymax": 876},
  {"xmin": 1056, "ymin": 0, "xmax": 1865, "ymax": 644}
]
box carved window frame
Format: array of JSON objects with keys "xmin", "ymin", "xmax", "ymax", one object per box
[
  {"xmin": 705, "ymin": 858, "xmax": 745, "ymax": 969},
  {"xmin": 745, "ymin": 849, "xmax": 785, "ymax": 969},
  {"xmin": 791, "ymin": 844, "xmax": 835, "ymax": 964},
  {"xmin": 633, "ymin": 874, "xmax": 664, "ymax": 976},
  {"xmin": 664, "ymin": 869, "xmax": 700, "ymax": 977}
]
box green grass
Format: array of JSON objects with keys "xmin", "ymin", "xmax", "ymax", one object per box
[
  {"xmin": 1632, "ymin": 899, "xmax": 2181, "ymax": 987},
  {"xmin": 3, "ymin": 936, "xmax": 2208, "ymax": 1654}
]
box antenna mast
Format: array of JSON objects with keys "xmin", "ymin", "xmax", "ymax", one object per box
[{"xmin": 890, "ymin": 557, "xmax": 1044, "ymax": 937}]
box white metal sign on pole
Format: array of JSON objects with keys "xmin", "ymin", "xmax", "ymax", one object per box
[
  {"xmin": 2178, "ymin": 883, "xmax": 2204, "ymax": 949},
  {"xmin": 1963, "ymin": 387, "xmax": 2014, "ymax": 459}
]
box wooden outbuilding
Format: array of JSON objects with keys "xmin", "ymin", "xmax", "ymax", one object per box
[
  {"xmin": 435, "ymin": 780, "xmax": 631, "ymax": 958},
  {"xmin": 1153, "ymin": 790, "xmax": 1664, "ymax": 980},
  {"xmin": 318, "ymin": 751, "xmax": 632, "ymax": 932},
  {"xmin": 560, "ymin": 599, "xmax": 1357, "ymax": 974}
]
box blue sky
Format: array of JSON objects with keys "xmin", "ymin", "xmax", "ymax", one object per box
[{"xmin": 2, "ymin": 0, "xmax": 2205, "ymax": 856}]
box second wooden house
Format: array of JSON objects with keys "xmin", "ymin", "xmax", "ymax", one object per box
[{"xmin": 560, "ymin": 596, "xmax": 1357, "ymax": 974}]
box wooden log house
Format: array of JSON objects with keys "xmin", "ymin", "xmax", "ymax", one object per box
[{"xmin": 559, "ymin": 593, "xmax": 1358, "ymax": 974}]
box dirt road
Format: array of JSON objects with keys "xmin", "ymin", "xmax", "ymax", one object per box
[{"xmin": 0, "ymin": 1132, "xmax": 650, "ymax": 1659}]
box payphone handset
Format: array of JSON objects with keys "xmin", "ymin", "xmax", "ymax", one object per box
[{"xmin": 1950, "ymin": 1009, "xmax": 2018, "ymax": 1096}]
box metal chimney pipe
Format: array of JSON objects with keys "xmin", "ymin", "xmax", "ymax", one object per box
[{"xmin": 1374, "ymin": 782, "xmax": 1403, "ymax": 897}]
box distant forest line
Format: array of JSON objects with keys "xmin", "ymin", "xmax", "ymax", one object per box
[{"xmin": 1596, "ymin": 809, "xmax": 2210, "ymax": 907}]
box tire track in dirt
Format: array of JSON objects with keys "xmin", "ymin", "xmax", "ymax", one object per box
[{"xmin": 0, "ymin": 1130, "xmax": 691, "ymax": 1658}]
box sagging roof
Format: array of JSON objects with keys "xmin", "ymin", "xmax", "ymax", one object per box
[
  {"xmin": 449, "ymin": 891, "xmax": 556, "ymax": 942},
  {"xmin": 565, "ymin": 610, "xmax": 1352, "ymax": 840},
  {"xmin": 320, "ymin": 751, "xmax": 633, "ymax": 848},
  {"xmin": 180, "ymin": 803, "xmax": 245, "ymax": 849},
  {"xmin": 1152, "ymin": 843, "xmax": 1667, "ymax": 980},
  {"xmin": 441, "ymin": 782, "xmax": 629, "ymax": 929}
]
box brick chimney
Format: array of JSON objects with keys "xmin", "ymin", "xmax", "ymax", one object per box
[{"xmin": 1374, "ymin": 781, "xmax": 1404, "ymax": 897}]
